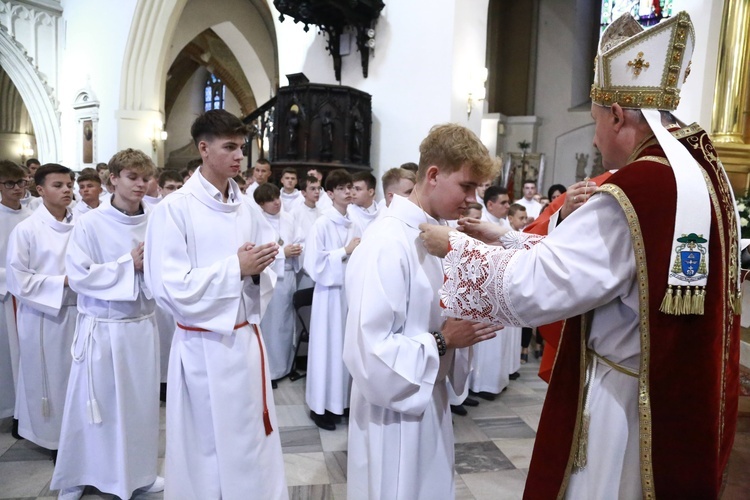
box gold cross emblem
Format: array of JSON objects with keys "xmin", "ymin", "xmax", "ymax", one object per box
[{"xmin": 627, "ymin": 52, "xmax": 650, "ymax": 76}]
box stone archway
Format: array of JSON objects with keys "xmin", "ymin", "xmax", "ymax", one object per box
[
  {"xmin": 117, "ymin": 0, "xmax": 279, "ymax": 162},
  {"xmin": 0, "ymin": 26, "xmax": 61, "ymax": 162}
]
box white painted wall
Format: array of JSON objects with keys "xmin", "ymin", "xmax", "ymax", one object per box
[
  {"xmin": 672, "ymin": 0, "xmax": 725, "ymax": 127},
  {"xmin": 272, "ymin": 0, "xmax": 488, "ymax": 180},
  {"xmin": 60, "ymin": 0, "xmax": 137, "ymax": 167},
  {"xmin": 533, "ymin": 0, "xmax": 595, "ymax": 189}
]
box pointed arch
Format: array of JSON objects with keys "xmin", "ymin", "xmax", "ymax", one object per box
[{"xmin": 0, "ymin": 25, "xmax": 61, "ymax": 162}]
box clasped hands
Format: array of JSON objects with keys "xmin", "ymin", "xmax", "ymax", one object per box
[{"xmin": 238, "ymin": 242, "xmax": 279, "ymax": 277}]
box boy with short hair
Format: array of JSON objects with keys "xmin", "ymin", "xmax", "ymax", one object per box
[
  {"xmin": 291, "ymin": 175, "xmax": 323, "ymax": 289},
  {"xmin": 279, "ymin": 167, "xmax": 303, "ymax": 212},
  {"xmin": 303, "ymin": 168, "xmax": 361, "ymax": 430},
  {"xmin": 347, "ymin": 171, "xmax": 379, "ymax": 232},
  {"xmin": 254, "ymin": 183, "xmax": 302, "ymax": 382},
  {"xmin": 482, "ymin": 186, "xmax": 511, "ymax": 229},
  {"xmin": 145, "ymin": 110, "xmax": 287, "ymax": 499},
  {"xmin": 508, "ymin": 203, "xmax": 528, "ymax": 230},
  {"xmin": 142, "ymin": 168, "xmax": 162, "ymax": 208},
  {"xmin": 381, "ymin": 167, "xmax": 416, "ymax": 208},
  {"xmin": 0, "ymin": 161, "xmax": 32, "ymax": 426},
  {"xmin": 72, "ymin": 173, "xmax": 103, "ymax": 217},
  {"xmin": 6, "ymin": 164, "xmax": 78, "ymax": 455},
  {"xmin": 463, "ymin": 202, "xmax": 483, "ymax": 220},
  {"xmin": 52, "ymin": 149, "xmax": 163, "ymax": 500},
  {"xmin": 343, "ymin": 124, "xmax": 499, "ymax": 498},
  {"xmin": 158, "ymin": 169, "xmax": 183, "ymax": 198}
]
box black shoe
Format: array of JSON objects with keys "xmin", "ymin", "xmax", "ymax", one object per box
[
  {"xmin": 520, "ymin": 353, "xmax": 529, "ymax": 364},
  {"xmin": 474, "ymin": 391, "xmax": 496, "ymax": 401},
  {"xmin": 450, "ymin": 404, "xmax": 467, "ymax": 416},
  {"xmin": 343, "ymin": 408, "xmax": 350, "ymax": 418},
  {"xmin": 160, "ymin": 383, "xmax": 168, "ymax": 403},
  {"xmin": 310, "ymin": 410, "xmax": 336, "ymax": 431},
  {"xmin": 509, "ymin": 371, "xmax": 520, "ymax": 380},
  {"xmin": 11, "ymin": 418, "xmax": 22, "ymax": 440},
  {"xmin": 50, "ymin": 449, "xmax": 58, "ymax": 464},
  {"xmin": 462, "ymin": 397, "xmax": 479, "ymax": 407},
  {"xmin": 534, "ymin": 349, "xmax": 541, "ymax": 359},
  {"xmin": 271, "ymin": 380, "xmax": 278, "ymax": 389},
  {"xmin": 325, "ymin": 410, "xmax": 342, "ymax": 423}
]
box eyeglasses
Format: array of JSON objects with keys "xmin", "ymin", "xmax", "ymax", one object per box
[{"xmin": 2, "ymin": 180, "xmax": 28, "ymax": 189}]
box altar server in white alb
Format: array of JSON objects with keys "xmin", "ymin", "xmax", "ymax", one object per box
[
  {"xmin": 254, "ymin": 182, "xmax": 302, "ymax": 382},
  {"xmin": 279, "ymin": 167, "xmax": 304, "ymax": 212},
  {"xmin": 6, "ymin": 164, "xmax": 77, "ymax": 452},
  {"xmin": 290, "ymin": 174, "xmax": 322, "ymax": 289},
  {"xmin": 344, "ymin": 125, "xmax": 500, "ymax": 499},
  {"xmin": 347, "ymin": 171, "xmax": 380, "ymax": 232},
  {"xmin": 0, "ymin": 161, "xmax": 32, "ymax": 422},
  {"xmin": 145, "ymin": 110, "xmax": 287, "ymax": 500},
  {"xmin": 52, "ymin": 149, "xmax": 163, "ymax": 500},
  {"xmin": 303, "ymin": 168, "xmax": 361, "ymax": 431}
]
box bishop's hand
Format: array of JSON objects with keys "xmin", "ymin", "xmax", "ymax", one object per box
[
  {"xmin": 418, "ymin": 223, "xmax": 453, "ymax": 258},
  {"xmin": 456, "ymin": 217, "xmax": 509, "ymax": 244}
]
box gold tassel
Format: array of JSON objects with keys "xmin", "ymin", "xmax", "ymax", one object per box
[
  {"xmin": 682, "ymin": 287, "xmax": 693, "ymax": 315},
  {"xmin": 732, "ymin": 291, "xmax": 742, "ymax": 315},
  {"xmin": 673, "ymin": 287, "xmax": 683, "ymax": 315},
  {"xmin": 660, "ymin": 286, "xmax": 675, "ymax": 315},
  {"xmin": 573, "ymin": 413, "xmax": 590, "ymax": 472}
]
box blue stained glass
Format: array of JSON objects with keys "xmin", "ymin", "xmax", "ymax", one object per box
[{"xmin": 204, "ymin": 73, "xmax": 225, "ymax": 111}]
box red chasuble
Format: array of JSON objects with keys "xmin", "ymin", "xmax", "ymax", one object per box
[
  {"xmin": 523, "ymin": 171, "xmax": 613, "ymax": 383},
  {"xmin": 525, "ymin": 126, "xmax": 740, "ymax": 499}
]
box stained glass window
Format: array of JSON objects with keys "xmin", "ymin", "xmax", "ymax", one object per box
[
  {"xmin": 204, "ymin": 73, "xmax": 225, "ymax": 111},
  {"xmin": 600, "ymin": 0, "xmax": 673, "ymax": 33}
]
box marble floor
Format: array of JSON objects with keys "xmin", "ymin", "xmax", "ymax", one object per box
[{"xmin": 1, "ymin": 356, "xmax": 748, "ymax": 499}]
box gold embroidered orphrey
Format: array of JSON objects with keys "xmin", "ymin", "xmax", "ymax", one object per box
[{"xmin": 627, "ymin": 51, "xmax": 650, "ymax": 76}]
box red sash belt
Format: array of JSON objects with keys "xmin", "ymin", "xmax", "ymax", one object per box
[{"xmin": 175, "ymin": 320, "xmax": 274, "ymax": 436}]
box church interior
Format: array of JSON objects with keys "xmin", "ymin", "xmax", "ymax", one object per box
[{"xmin": 1, "ymin": 0, "xmax": 749, "ymax": 498}]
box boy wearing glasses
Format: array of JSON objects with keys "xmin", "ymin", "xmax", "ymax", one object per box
[
  {"xmin": 0, "ymin": 161, "xmax": 32, "ymax": 432},
  {"xmin": 303, "ymin": 169, "xmax": 361, "ymax": 430}
]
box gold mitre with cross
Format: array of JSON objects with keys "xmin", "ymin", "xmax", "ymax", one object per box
[{"xmin": 590, "ymin": 11, "xmax": 695, "ymax": 111}]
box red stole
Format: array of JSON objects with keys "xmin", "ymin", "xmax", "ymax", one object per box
[{"xmin": 524, "ymin": 129, "xmax": 740, "ymax": 499}]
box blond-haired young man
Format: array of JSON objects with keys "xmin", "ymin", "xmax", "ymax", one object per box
[{"xmin": 344, "ymin": 124, "xmax": 500, "ymax": 499}]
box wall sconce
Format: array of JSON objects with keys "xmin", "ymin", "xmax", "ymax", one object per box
[
  {"xmin": 467, "ymin": 67, "xmax": 488, "ymax": 119},
  {"xmin": 18, "ymin": 141, "xmax": 34, "ymax": 162},
  {"xmin": 146, "ymin": 120, "xmax": 168, "ymax": 153}
]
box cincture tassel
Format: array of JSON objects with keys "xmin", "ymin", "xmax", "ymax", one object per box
[{"xmin": 659, "ymin": 285, "xmax": 705, "ymax": 316}]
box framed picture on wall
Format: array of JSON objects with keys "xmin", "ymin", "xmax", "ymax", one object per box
[{"xmin": 82, "ymin": 119, "xmax": 93, "ymax": 164}]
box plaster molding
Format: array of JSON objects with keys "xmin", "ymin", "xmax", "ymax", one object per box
[{"xmin": 0, "ymin": 22, "xmax": 60, "ymax": 161}]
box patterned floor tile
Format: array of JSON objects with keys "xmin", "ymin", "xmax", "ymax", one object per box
[
  {"xmin": 472, "ymin": 416, "xmax": 536, "ymax": 440},
  {"xmin": 453, "ymin": 441, "xmax": 514, "ymax": 475},
  {"xmin": 323, "ymin": 451, "xmax": 347, "ymax": 484},
  {"xmin": 461, "ymin": 469, "xmax": 527, "ymax": 500},
  {"xmin": 0, "ymin": 440, "xmax": 51, "ymax": 463},
  {"xmin": 281, "ymin": 426, "xmax": 323, "ymax": 453},
  {"xmin": 287, "ymin": 484, "xmax": 333, "ymax": 500}
]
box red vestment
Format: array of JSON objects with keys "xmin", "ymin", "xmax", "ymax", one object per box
[{"xmin": 525, "ymin": 127, "xmax": 740, "ymax": 498}]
